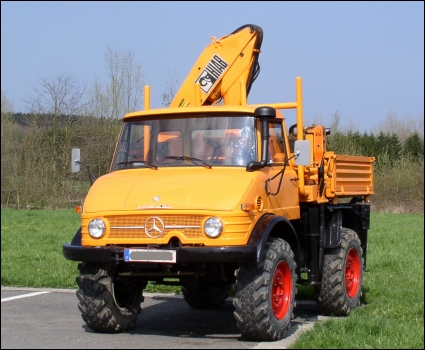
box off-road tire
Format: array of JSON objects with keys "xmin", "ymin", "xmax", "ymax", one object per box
[
  {"xmin": 316, "ymin": 227, "xmax": 363, "ymax": 316},
  {"xmin": 233, "ymin": 237, "xmax": 297, "ymax": 341},
  {"xmin": 76, "ymin": 262, "xmax": 146, "ymax": 333},
  {"xmin": 181, "ymin": 284, "xmax": 231, "ymax": 309}
]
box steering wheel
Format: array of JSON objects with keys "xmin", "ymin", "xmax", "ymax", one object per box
[{"xmin": 211, "ymin": 143, "xmax": 240, "ymax": 164}]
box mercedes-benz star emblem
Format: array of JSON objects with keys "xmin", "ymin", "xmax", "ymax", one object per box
[{"xmin": 144, "ymin": 217, "xmax": 165, "ymax": 238}]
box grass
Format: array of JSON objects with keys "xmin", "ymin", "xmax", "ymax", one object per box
[
  {"xmin": 1, "ymin": 209, "xmax": 423, "ymax": 348},
  {"xmin": 290, "ymin": 212, "xmax": 424, "ymax": 349},
  {"xmin": 1, "ymin": 209, "xmax": 80, "ymax": 288}
]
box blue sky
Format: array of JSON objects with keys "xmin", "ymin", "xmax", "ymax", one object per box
[{"xmin": 1, "ymin": 1, "xmax": 424, "ymax": 132}]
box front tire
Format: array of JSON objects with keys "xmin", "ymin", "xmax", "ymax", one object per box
[
  {"xmin": 316, "ymin": 228, "xmax": 363, "ymax": 316},
  {"xmin": 233, "ymin": 237, "xmax": 297, "ymax": 341},
  {"xmin": 76, "ymin": 262, "xmax": 146, "ymax": 333}
]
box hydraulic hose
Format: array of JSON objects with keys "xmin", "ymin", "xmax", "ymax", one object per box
[{"xmin": 231, "ymin": 24, "xmax": 263, "ymax": 96}]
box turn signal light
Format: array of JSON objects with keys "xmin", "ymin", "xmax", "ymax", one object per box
[
  {"xmin": 241, "ymin": 203, "xmax": 254, "ymax": 211},
  {"xmin": 75, "ymin": 206, "xmax": 83, "ymax": 213}
]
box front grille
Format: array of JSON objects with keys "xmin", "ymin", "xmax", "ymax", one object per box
[{"xmin": 107, "ymin": 215, "xmax": 204, "ymax": 239}]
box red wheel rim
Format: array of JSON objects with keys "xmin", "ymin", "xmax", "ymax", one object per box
[
  {"xmin": 345, "ymin": 247, "xmax": 361, "ymax": 298},
  {"xmin": 272, "ymin": 261, "xmax": 292, "ymax": 320}
]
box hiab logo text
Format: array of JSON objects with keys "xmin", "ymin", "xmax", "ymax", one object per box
[{"xmin": 195, "ymin": 54, "xmax": 228, "ymax": 93}]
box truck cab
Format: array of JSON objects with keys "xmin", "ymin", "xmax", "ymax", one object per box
[{"xmin": 79, "ymin": 105, "xmax": 301, "ymax": 248}]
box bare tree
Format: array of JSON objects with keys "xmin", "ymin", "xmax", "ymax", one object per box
[
  {"xmin": 86, "ymin": 47, "xmax": 145, "ymax": 119},
  {"xmin": 1, "ymin": 90, "xmax": 14, "ymax": 137},
  {"xmin": 161, "ymin": 70, "xmax": 179, "ymax": 107},
  {"xmin": 1, "ymin": 91, "xmax": 20, "ymax": 206},
  {"xmin": 26, "ymin": 73, "xmax": 86, "ymax": 117},
  {"xmin": 80, "ymin": 47, "xmax": 145, "ymax": 184},
  {"xmin": 372, "ymin": 111, "xmax": 424, "ymax": 142},
  {"xmin": 22, "ymin": 74, "xmax": 87, "ymax": 207},
  {"xmin": 2, "ymin": 48, "xmax": 149, "ymax": 208}
]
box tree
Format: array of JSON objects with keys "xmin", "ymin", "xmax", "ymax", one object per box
[
  {"xmin": 327, "ymin": 111, "xmax": 364, "ymax": 156},
  {"xmin": 23, "ymin": 73, "xmax": 87, "ymax": 207},
  {"xmin": 79, "ymin": 47, "xmax": 146, "ymax": 183},
  {"xmin": 1, "ymin": 48, "xmax": 148, "ymax": 208},
  {"xmin": 25, "ymin": 73, "xmax": 86, "ymax": 117},
  {"xmin": 372, "ymin": 111, "xmax": 424, "ymax": 143},
  {"xmin": 1, "ymin": 91, "xmax": 21, "ymax": 207},
  {"xmin": 161, "ymin": 70, "xmax": 179, "ymax": 107},
  {"xmin": 86, "ymin": 47, "xmax": 145, "ymax": 120},
  {"xmin": 403, "ymin": 133, "xmax": 424, "ymax": 160},
  {"xmin": 1, "ymin": 90, "xmax": 14, "ymax": 138}
]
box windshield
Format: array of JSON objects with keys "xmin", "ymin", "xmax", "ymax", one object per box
[{"xmin": 111, "ymin": 115, "xmax": 256, "ymax": 171}]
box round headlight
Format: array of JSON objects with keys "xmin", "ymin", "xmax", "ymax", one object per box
[
  {"xmin": 204, "ymin": 217, "xmax": 223, "ymax": 238},
  {"xmin": 88, "ymin": 218, "xmax": 106, "ymax": 238}
]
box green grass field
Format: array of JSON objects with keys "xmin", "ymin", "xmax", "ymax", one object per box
[
  {"xmin": 290, "ymin": 212, "xmax": 424, "ymax": 349},
  {"xmin": 1, "ymin": 209, "xmax": 423, "ymax": 348}
]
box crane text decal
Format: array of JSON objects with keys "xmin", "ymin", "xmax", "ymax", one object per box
[{"xmin": 195, "ymin": 54, "xmax": 228, "ymax": 94}]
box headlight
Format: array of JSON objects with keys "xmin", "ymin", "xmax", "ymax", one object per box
[
  {"xmin": 88, "ymin": 218, "xmax": 106, "ymax": 238},
  {"xmin": 204, "ymin": 217, "xmax": 223, "ymax": 238}
]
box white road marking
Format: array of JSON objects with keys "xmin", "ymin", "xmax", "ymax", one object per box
[{"xmin": 1, "ymin": 291, "xmax": 51, "ymax": 302}]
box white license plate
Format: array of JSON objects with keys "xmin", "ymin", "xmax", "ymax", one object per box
[{"xmin": 124, "ymin": 249, "xmax": 176, "ymax": 263}]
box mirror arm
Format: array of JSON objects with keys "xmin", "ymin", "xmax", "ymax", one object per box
[{"xmin": 77, "ymin": 160, "xmax": 97, "ymax": 185}]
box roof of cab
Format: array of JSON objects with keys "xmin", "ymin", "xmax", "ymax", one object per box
[{"xmin": 123, "ymin": 104, "xmax": 284, "ymax": 120}]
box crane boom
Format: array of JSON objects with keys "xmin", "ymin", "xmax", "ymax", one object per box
[{"xmin": 169, "ymin": 24, "xmax": 263, "ymax": 107}]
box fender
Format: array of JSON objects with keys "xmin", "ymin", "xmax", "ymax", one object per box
[
  {"xmin": 248, "ymin": 214, "xmax": 300, "ymax": 262},
  {"xmin": 70, "ymin": 227, "xmax": 82, "ymax": 246},
  {"xmin": 337, "ymin": 204, "xmax": 370, "ymax": 267}
]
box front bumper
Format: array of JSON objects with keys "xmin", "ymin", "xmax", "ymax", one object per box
[{"xmin": 63, "ymin": 243, "xmax": 257, "ymax": 263}]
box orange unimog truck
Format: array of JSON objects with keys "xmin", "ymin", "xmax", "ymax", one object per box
[{"xmin": 64, "ymin": 24, "xmax": 375, "ymax": 341}]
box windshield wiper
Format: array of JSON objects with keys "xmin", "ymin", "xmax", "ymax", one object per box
[
  {"xmin": 116, "ymin": 161, "xmax": 158, "ymax": 169},
  {"xmin": 165, "ymin": 156, "xmax": 212, "ymax": 169}
]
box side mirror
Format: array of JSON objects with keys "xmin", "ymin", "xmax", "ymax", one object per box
[
  {"xmin": 294, "ymin": 140, "xmax": 311, "ymax": 166},
  {"xmin": 246, "ymin": 106, "xmax": 276, "ymax": 172},
  {"xmin": 71, "ymin": 148, "xmax": 80, "ymax": 173}
]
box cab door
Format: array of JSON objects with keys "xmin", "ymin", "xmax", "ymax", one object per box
[{"xmin": 265, "ymin": 120, "xmax": 299, "ymax": 220}]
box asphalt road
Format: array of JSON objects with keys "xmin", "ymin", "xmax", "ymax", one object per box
[{"xmin": 1, "ymin": 287, "xmax": 324, "ymax": 349}]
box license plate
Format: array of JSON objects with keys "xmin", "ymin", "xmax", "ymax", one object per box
[{"xmin": 124, "ymin": 249, "xmax": 176, "ymax": 263}]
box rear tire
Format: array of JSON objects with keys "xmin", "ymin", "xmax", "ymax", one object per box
[
  {"xmin": 316, "ymin": 228, "xmax": 363, "ymax": 316},
  {"xmin": 233, "ymin": 237, "xmax": 297, "ymax": 341},
  {"xmin": 181, "ymin": 284, "xmax": 231, "ymax": 309},
  {"xmin": 76, "ymin": 262, "xmax": 146, "ymax": 333}
]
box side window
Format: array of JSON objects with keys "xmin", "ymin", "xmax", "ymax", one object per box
[
  {"xmin": 156, "ymin": 131, "xmax": 183, "ymax": 163},
  {"xmin": 269, "ymin": 122, "xmax": 286, "ymax": 163}
]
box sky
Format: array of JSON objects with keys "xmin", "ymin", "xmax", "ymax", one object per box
[{"xmin": 1, "ymin": 1, "xmax": 424, "ymax": 132}]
